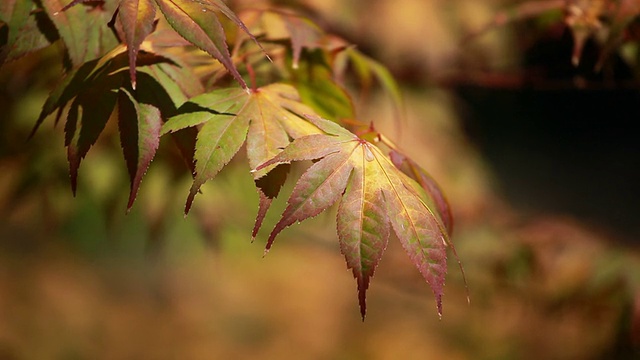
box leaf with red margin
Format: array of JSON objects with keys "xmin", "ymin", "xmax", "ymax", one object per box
[
  {"xmin": 161, "ymin": 83, "xmax": 321, "ymax": 215},
  {"xmin": 117, "ymin": 88, "xmax": 162, "ymax": 211},
  {"xmin": 33, "ymin": 47, "xmax": 190, "ymax": 203},
  {"xmin": 389, "ymin": 149, "xmax": 453, "ymax": 236},
  {"xmin": 118, "ymin": 0, "xmax": 157, "ymax": 89},
  {"xmin": 154, "ymin": 0, "xmax": 247, "ymax": 88},
  {"xmin": 256, "ymin": 115, "xmax": 453, "ymax": 319}
]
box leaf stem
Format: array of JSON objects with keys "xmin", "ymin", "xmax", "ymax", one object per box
[{"xmin": 245, "ymin": 59, "xmax": 257, "ymax": 92}]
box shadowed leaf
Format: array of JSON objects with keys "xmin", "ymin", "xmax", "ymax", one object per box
[
  {"xmin": 64, "ymin": 79, "xmax": 119, "ymax": 194},
  {"xmin": 0, "ymin": 0, "xmax": 36, "ymax": 64},
  {"xmin": 42, "ymin": 0, "xmax": 118, "ymax": 67},
  {"xmin": 334, "ymin": 47, "xmax": 405, "ymax": 122},
  {"xmin": 293, "ymin": 50, "xmax": 354, "ymax": 120},
  {"xmin": 118, "ymin": 88, "xmax": 162, "ymax": 211}
]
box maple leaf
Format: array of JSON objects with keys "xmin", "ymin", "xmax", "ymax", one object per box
[
  {"xmin": 32, "ymin": 46, "xmax": 188, "ymax": 205},
  {"xmin": 161, "ymin": 83, "xmax": 321, "ymax": 218},
  {"xmin": 255, "ymin": 115, "xmax": 454, "ymax": 319}
]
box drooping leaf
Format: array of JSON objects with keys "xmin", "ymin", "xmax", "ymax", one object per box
[
  {"xmin": 32, "ymin": 58, "xmax": 105, "ymax": 137},
  {"xmin": 31, "ymin": 44, "xmax": 173, "ymax": 137},
  {"xmin": 161, "ymin": 83, "xmax": 321, "ymax": 214},
  {"xmin": 41, "ymin": 0, "xmax": 118, "ymax": 67},
  {"xmin": 256, "ymin": 115, "xmax": 453, "ymax": 318},
  {"xmin": 118, "ymin": 88, "xmax": 162, "ymax": 211},
  {"xmin": 64, "ymin": 77, "xmax": 119, "ymax": 194},
  {"xmin": 154, "ymin": 0, "xmax": 247, "ymax": 88},
  {"xmin": 118, "ymin": 0, "xmax": 157, "ymax": 89},
  {"xmin": 33, "ymin": 46, "xmax": 189, "ymax": 203},
  {"xmin": 137, "ymin": 64, "xmax": 201, "ymax": 173}
]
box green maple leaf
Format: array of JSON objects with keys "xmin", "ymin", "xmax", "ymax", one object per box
[
  {"xmin": 161, "ymin": 83, "xmax": 321, "ymax": 222},
  {"xmin": 255, "ymin": 115, "xmax": 457, "ymax": 319}
]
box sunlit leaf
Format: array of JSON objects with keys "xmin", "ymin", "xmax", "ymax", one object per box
[
  {"xmin": 154, "ymin": 0, "xmax": 248, "ymax": 88},
  {"xmin": 389, "ymin": 149, "xmax": 453, "ymax": 236},
  {"xmin": 256, "ymin": 115, "xmax": 453, "ymax": 318},
  {"xmin": 118, "ymin": 0, "xmax": 157, "ymax": 89},
  {"xmin": 161, "ymin": 83, "xmax": 321, "ymax": 214}
]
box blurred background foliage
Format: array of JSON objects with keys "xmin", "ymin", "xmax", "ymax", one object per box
[{"xmin": 1, "ymin": 0, "xmax": 640, "ymax": 359}]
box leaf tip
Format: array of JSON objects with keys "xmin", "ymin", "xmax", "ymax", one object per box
[{"xmin": 359, "ymin": 303, "xmax": 366, "ymax": 322}]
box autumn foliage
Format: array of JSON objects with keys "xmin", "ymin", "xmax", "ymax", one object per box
[{"xmin": 0, "ymin": 0, "xmax": 461, "ymax": 318}]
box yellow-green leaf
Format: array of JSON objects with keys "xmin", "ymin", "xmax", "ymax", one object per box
[
  {"xmin": 256, "ymin": 115, "xmax": 454, "ymax": 318},
  {"xmin": 162, "ymin": 83, "xmax": 321, "ymax": 214}
]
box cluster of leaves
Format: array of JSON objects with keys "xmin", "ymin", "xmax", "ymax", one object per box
[
  {"xmin": 468, "ymin": 0, "xmax": 640, "ymax": 70},
  {"xmin": 0, "ymin": 0, "xmax": 461, "ymax": 318}
]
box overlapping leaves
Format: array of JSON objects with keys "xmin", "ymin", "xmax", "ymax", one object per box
[
  {"xmin": 240, "ymin": 9, "xmax": 404, "ymax": 121},
  {"xmin": 43, "ymin": 0, "xmax": 264, "ymax": 89},
  {"xmin": 32, "ymin": 46, "xmax": 193, "ymax": 209},
  {"xmin": 255, "ymin": 115, "xmax": 454, "ymax": 319},
  {"xmin": 161, "ymin": 83, "xmax": 321, "ymax": 220},
  {"xmin": 21, "ymin": 0, "xmax": 461, "ymax": 319}
]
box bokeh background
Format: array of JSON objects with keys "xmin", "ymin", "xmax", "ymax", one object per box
[{"xmin": 2, "ymin": 0, "xmax": 640, "ymax": 359}]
